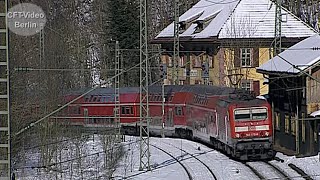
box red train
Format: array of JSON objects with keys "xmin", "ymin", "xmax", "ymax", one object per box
[{"xmin": 62, "ymin": 85, "xmax": 274, "ymax": 160}]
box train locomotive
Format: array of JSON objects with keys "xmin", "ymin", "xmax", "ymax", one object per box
[{"xmin": 62, "ymin": 85, "xmax": 275, "ymax": 160}]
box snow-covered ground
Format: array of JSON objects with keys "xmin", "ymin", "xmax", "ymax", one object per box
[
  {"xmin": 15, "ymin": 135, "xmax": 320, "ymax": 179},
  {"xmin": 15, "ymin": 134, "xmax": 121, "ymax": 179},
  {"xmin": 276, "ymin": 152, "xmax": 320, "ymax": 179},
  {"xmin": 115, "ymin": 137, "xmax": 320, "ymax": 180}
]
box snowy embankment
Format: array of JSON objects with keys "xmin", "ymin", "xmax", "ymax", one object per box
[
  {"xmin": 115, "ymin": 137, "xmax": 320, "ymax": 180},
  {"xmin": 16, "ymin": 134, "xmax": 121, "ymax": 179},
  {"xmin": 15, "ymin": 135, "xmax": 320, "ymax": 179},
  {"xmin": 275, "ymin": 152, "xmax": 320, "ymax": 179},
  {"xmin": 114, "ymin": 137, "xmax": 258, "ymax": 180}
]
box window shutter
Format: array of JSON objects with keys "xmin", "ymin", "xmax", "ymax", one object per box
[
  {"xmin": 253, "ymin": 80, "xmax": 260, "ymax": 96},
  {"xmin": 234, "ymin": 48, "xmax": 240, "ymax": 67},
  {"xmin": 253, "ymin": 48, "xmax": 259, "ymax": 67},
  {"xmin": 191, "ymin": 55, "xmax": 195, "ymax": 67}
]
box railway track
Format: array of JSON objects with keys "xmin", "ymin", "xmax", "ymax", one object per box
[
  {"xmin": 151, "ymin": 144, "xmax": 193, "ymax": 180},
  {"xmin": 266, "ymin": 161, "xmax": 291, "ymax": 179},
  {"xmin": 274, "ymin": 157, "xmax": 313, "ymax": 180},
  {"xmin": 246, "ymin": 161, "xmax": 291, "ymax": 180},
  {"xmin": 162, "ymin": 141, "xmax": 218, "ymax": 180}
]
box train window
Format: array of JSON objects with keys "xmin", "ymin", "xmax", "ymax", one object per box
[
  {"xmin": 234, "ymin": 108, "xmax": 268, "ymax": 121},
  {"xmin": 234, "ymin": 109, "xmax": 250, "ymax": 120},
  {"xmin": 251, "ymin": 108, "xmax": 267, "ymax": 120},
  {"xmin": 217, "ymin": 100, "xmax": 228, "ymax": 107},
  {"xmin": 69, "ymin": 106, "xmax": 81, "ymax": 115},
  {"xmin": 121, "ymin": 106, "xmax": 133, "ymax": 114},
  {"xmin": 175, "ymin": 106, "xmax": 183, "ymax": 116},
  {"xmin": 106, "ymin": 95, "xmax": 112, "ymax": 102},
  {"xmin": 92, "ymin": 96, "xmax": 97, "ymax": 102},
  {"xmin": 210, "ymin": 115, "xmax": 215, "ymax": 123}
]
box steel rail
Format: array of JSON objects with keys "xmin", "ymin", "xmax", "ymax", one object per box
[
  {"xmin": 150, "ymin": 144, "xmax": 193, "ymax": 180},
  {"xmin": 163, "ymin": 141, "xmax": 218, "ymax": 180}
]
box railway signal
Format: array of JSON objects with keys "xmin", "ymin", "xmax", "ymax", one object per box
[
  {"xmin": 201, "ymin": 62, "xmax": 209, "ymax": 78},
  {"xmin": 159, "ymin": 64, "xmax": 167, "ymax": 79}
]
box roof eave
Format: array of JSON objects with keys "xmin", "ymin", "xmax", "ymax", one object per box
[
  {"xmin": 256, "ymin": 69, "xmax": 299, "ymax": 76},
  {"xmin": 151, "ymin": 36, "xmax": 218, "ymax": 44}
]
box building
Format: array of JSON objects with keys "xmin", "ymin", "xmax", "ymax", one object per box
[
  {"xmin": 257, "ymin": 34, "xmax": 320, "ymax": 156},
  {"xmin": 153, "ymin": 0, "xmax": 317, "ymax": 96}
]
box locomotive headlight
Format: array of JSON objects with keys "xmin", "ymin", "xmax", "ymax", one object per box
[
  {"xmin": 264, "ymin": 143, "xmax": 270, "ymax": 149},
  {"xmin": 237, "ymin": 144, "xmax": 244, "ymax": 150},
  {"xmin": 236, "ymin": 133, "xmax": 240, "ymax": 138},
  {"xmin": 265, "ymin": 132, "xmax": 269, "ymax": 136}
]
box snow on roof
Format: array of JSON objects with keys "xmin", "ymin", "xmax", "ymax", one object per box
[
  {"xmin": 218, "ymin": 0, "xmax": 316, "ymax": 38},
  {"xmin": 156, "ymin": 0, "xmax": 239, "ymax": 38},
  {"xmin": 310, "ymin": 110, "xmax": 320, "ymax": 117},
  {"xmin": 257, "ymin": 34, "xmax": 320, "ymax": 74},
  {"xmin": 155, "ymin": 0, "xmax": 317, "ymax": 40}
]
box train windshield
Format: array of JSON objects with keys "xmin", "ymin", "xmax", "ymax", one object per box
[{"xmin": 234, "ymin": 108, "xmax": 267, "ymax": 121}]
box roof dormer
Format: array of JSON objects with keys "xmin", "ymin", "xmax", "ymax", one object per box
[
  {"xmin": 178, "ymin": 11, "xmax": 204, "ymax": 34},
  {"xmin": 193, "ymin": 10, "xmax": 220, "ymax": 34}
]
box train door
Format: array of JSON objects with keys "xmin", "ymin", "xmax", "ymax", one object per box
[
  {"xmin": 206, "ymin": 115, "xmax": 209, "ymax": 134},
  {"xmin": 166, "ymin": 108, "xmax": 173, "ymax": 127},
  {"xmin": 210, "ymin": 112, "xmax": 218, "ymax": 137},
  {"xmin": 84, "ymin": 108, "xmax": 89, "ymax": 125}
]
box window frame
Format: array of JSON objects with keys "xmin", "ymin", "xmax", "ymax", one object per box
[
  {"xmin": 175, "ymin": 106, "xmax": 184, "ymax": 116},
  {"xmin": 275, "ymin": 112, "xmax": 280, "ymax": 130},
  {"xmin": 291, "ymin": 113, "xmax": 296, "ymax": 135},
  {"xmin": 193, "ymin": 55, "xmax": 202, "ymax": 68},
  {"xmin": 285, "ymin": 114, "xmax": 290, "ymax": 133},
  {"xmin": 233, "ymin": 107, "xmax": 268, "ymax": 121},
  {"xmin": 240, "ymin": 48, "xmax": 252, "ymax": 67},
  {"xmin": 121, "ymin": 106, "xmax": 133, "ymax": 115},
  {"xmin": 240, "ymin": 80, "xmax": 251, "ymax": 91}
]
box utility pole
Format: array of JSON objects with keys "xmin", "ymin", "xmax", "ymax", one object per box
[
  {"xmin": 161, "ymin": 77, "xmax": 165, "ymax": 138},
  {"xmin": 114, "ymin": 41, "xmax": 121, "ymax": 141},
  {"xmin": 0, "ymin": 0, "xmax": 11, "ymax": 179},
  {"xmin": 172, "ymin": 0, "xmax": 180, "ymax": 85},
  {"xmin": 139, "ymin": 0, "xmax": 150, "ymax": 171}
]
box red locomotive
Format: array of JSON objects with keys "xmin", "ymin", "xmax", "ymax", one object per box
[{"xmin": 62, "ymin": 85, "xmax": 274, "ymax": 160}]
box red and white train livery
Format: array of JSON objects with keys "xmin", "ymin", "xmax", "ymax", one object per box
[{"xmin": 63, "ymin": 85, "xmax": 274, "ymax": 160}]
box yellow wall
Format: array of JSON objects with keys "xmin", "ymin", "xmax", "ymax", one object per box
[
  {"xmin": 306, "ymin": 68, "xmax": 320, "ymax": 114},
  {"xmin": 161, "ymin": 47, "xmax": 271, "ymax": 96},
  {"xmin": 161, "ymin": 53, "xmax": 220, "ymax": 86},
  {"xmin": 223, "ymin": 47, "xmax": 271, "ymax": 95}
]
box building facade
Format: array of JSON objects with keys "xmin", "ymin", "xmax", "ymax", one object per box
[
  {"xmin": 153, "ymin": 0, "xmax": 316, "ymax": 95},
  {"xmin": 258, "ymin": 35, "xmax": 320, "ymax": 156}
]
